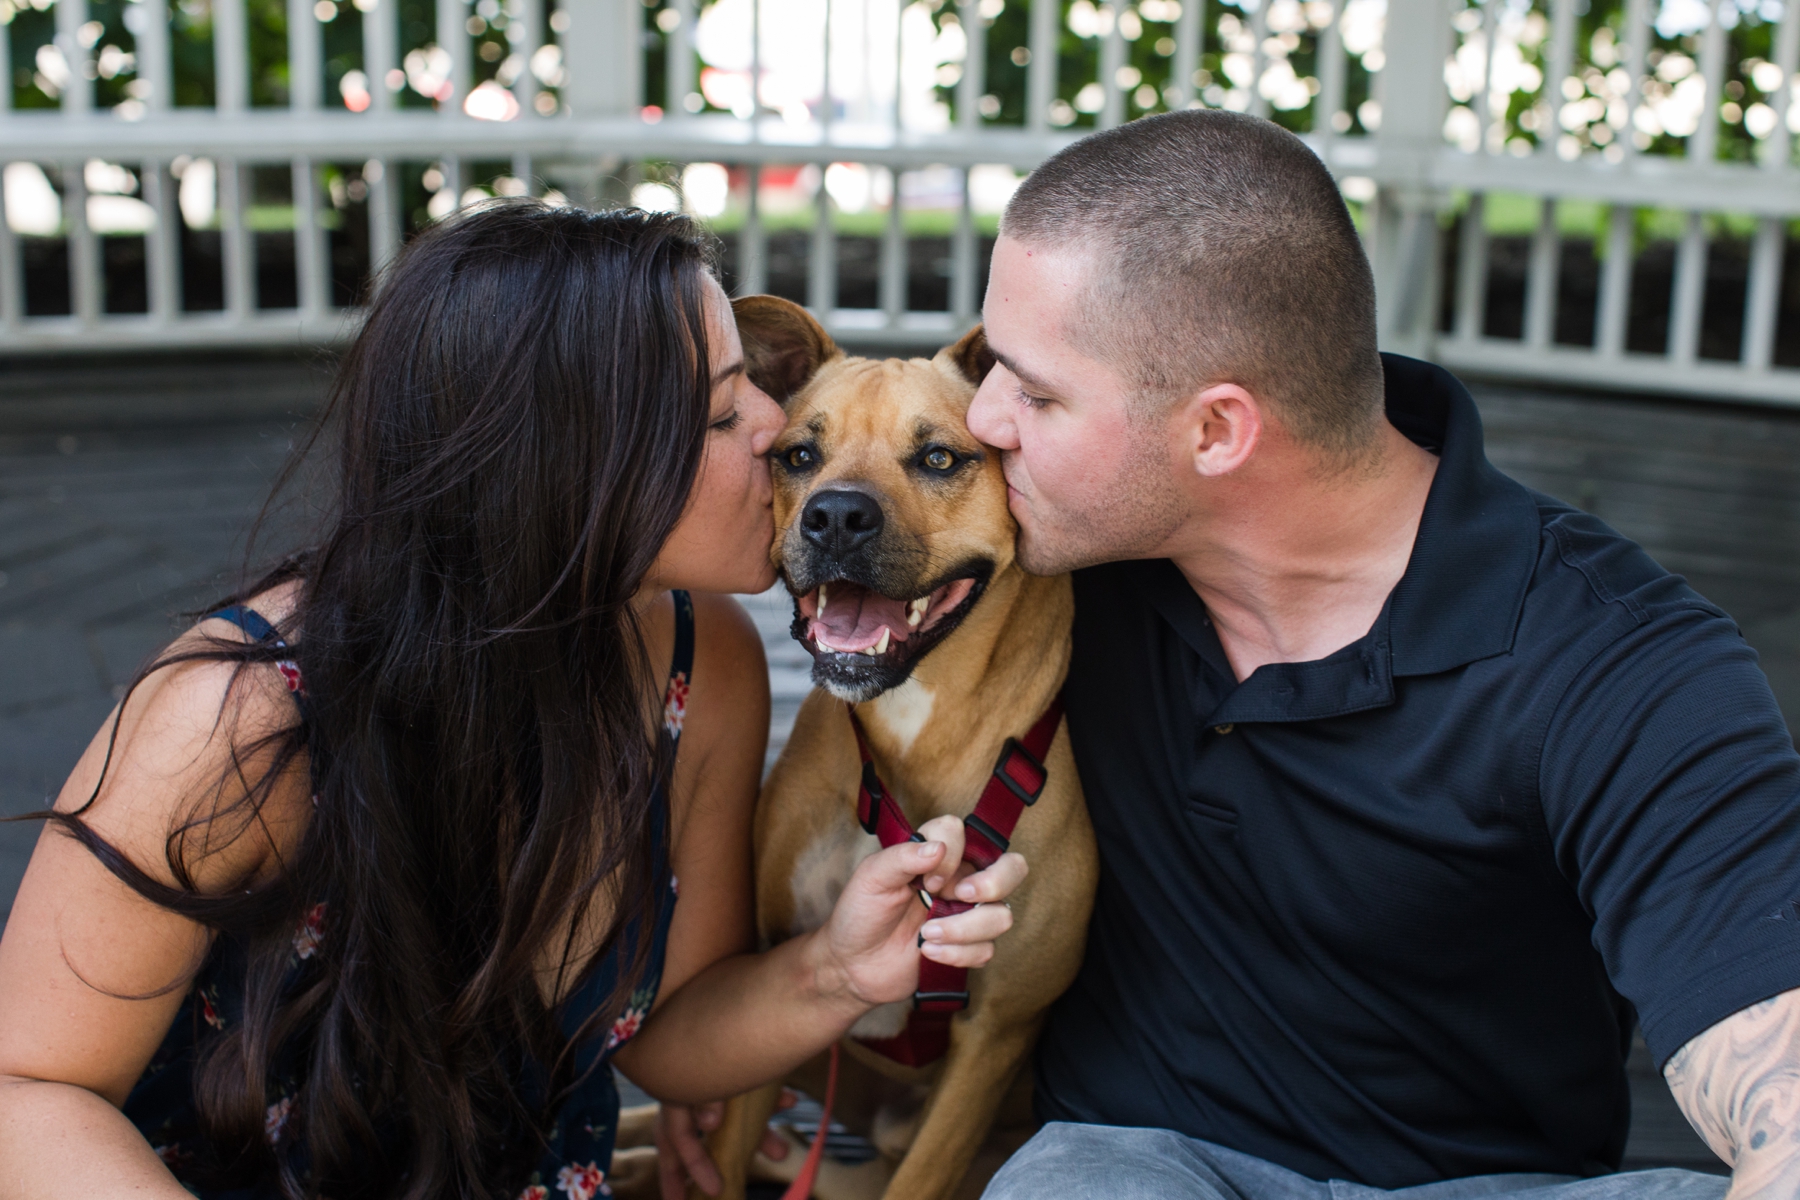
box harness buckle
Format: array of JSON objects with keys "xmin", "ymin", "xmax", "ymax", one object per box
[
  {"xmin": 963, "ymin": 812, "xmax": 1010, "ymax": 858},
  {"xmin": 991, "ymin": 738, "xmax": 1048, "ymax": 806},
  {"xmin": 858, "ymin": 762, "xmax": 885, "ymax": 835},
  {"xmin": 913, "ymin": 990, "xmax": 970, "ymax": 1012}
]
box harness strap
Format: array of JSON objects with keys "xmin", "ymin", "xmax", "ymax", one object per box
[{"xmin": 847, "ymin": 692, "xmax": 1064, "ymax": 1039}]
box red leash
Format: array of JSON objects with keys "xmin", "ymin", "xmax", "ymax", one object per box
[{"xmin": 778, "ymin": 1042, "xmax": 839, "ymax": 1200}]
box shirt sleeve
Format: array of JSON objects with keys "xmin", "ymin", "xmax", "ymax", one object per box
[{"xmin": 1537, "ymin": 535, "xmax": 1800, "ymax": 1067}]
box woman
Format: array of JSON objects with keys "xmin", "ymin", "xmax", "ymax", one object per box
[{"xmin": 0, "ymin": 203, "xmax": 1021, "ymax": 1200}]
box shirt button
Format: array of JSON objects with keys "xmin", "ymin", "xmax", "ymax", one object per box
[{"xmin": 1213, "ymin": 724, "xmax": 1234, "ymax": 735}]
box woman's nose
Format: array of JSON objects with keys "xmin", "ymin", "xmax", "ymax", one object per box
[{"xmin": 749, "ymin": 389, "xmax": 786, "ymax": 456}]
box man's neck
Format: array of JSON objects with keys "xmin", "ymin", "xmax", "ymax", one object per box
[{"xmin": 1168, "ymin": 422, "xmax": 1440, "ymax": 683}]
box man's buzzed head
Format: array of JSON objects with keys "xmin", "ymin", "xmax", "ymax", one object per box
[{"xmin": 1002, "ymin": 109, "xmax": 1384, "ymax": 459}]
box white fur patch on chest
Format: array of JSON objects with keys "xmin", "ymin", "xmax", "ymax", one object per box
[
  {"xmin": 869, "ymin": 678, "xmax": 934, "ymax": 755},
  {"xmin": 789, "ymin": 819, "xmax": 882, "ymax": 939}
]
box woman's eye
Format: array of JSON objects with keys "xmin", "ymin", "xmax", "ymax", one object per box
[
  {"xmin": 923, "ymin": 448, "xmax": 955, "ymax": 471},
  {"xmin": 784, "ymin": 446, "xmax": 815, "ymax": 469},
  {"xmin": 710, "ymin": 409, "xmax": 743, "ymax": 432}
]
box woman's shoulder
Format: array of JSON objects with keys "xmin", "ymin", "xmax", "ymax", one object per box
[
  {"xmin": 59, "ymin": 582, "xmax": 313, "ymax": 891},
  {"xmin": 665, "ymin": 591, "xmax": 769, "ymax": 768}
]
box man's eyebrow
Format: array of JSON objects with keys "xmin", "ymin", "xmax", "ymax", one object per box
[{"xmin": 989, "ymin": 349, "xmax": 1055, "ymax": 395}]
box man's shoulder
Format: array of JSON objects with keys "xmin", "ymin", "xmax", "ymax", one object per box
[{"xmin": 1518, "ymin": 488, "xmax": 1727, "ymax": 635}]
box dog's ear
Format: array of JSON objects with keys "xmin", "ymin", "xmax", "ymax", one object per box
[
  {"xmin": 731, "ymin": 295, "xmax": 841, "ymax": 406},
  {"xmin": 941, "ymin": 323, "xmax": 996, "ymax": 389}
]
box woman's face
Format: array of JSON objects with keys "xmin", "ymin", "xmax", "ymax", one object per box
[{"xmin": 646, "ymin": 275, "xmax": 787, "ymax": 596}]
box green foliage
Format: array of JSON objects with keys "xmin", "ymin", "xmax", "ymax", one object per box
[{"xmin": 7, "ymin": 5, "xmax": 59, "ymax": 110}]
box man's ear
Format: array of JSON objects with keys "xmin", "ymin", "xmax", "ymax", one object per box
[
  {"xmin": 939, "ymin": 323, "xmax": 997, "ymax": 388},
  {"xmin": 730, "ymin": 295, "xmax": 841, "ymax": 405}
]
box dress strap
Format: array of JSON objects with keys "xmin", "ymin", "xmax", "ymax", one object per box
[
  {"xmin": 206, "ymin": 604, "xmax": 285, "ymax": 646},
  {"xmin": 204, "ymin": 605, "xmax": 308, "ymax": 705},
  {"xmin": 661, "ymin": 591, "xmax": 694, "ymax": 742}
]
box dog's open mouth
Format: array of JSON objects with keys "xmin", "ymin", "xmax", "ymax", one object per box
[{"xmin": 793, "ymin": 574, "xmax": 982, "ymax": 665}]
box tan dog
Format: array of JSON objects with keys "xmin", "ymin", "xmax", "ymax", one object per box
[{"xmin": 691, "ymin": 297, "xmax": 1098, "ymax": 1200}]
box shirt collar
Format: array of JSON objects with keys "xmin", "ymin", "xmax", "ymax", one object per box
[{"xmin": 1142, "ymin": 354, "xmax": 1539, "ymax": 726}]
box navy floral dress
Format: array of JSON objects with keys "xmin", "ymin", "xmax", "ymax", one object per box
[{"xmin": 124, "ymin": 592, "xmax": 694, "ymax": 1200}]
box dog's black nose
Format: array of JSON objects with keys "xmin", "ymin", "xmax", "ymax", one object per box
[{"xmin": 801, "ymin": 489, "xmax": 885, "ymax": 557}]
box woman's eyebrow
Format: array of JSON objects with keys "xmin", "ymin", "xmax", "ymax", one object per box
[{"xmin": 714, "ymin": 359, "xmax": 745, "ymax": 385}]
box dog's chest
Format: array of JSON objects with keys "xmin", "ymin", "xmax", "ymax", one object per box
[{"xmin": 788, "ymin": 817, "xmax": 915, "ymax": 1040}]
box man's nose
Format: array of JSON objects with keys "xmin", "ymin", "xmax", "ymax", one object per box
[
  {"xmin": 800, "ymin": 488, "xmax": 885, "ymax": 557},
  {"xmin": 967, "ymin": 372, "xmax": 1018, "ymax": 450}
]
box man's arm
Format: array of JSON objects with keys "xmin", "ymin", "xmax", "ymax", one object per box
[{"xmin": 1665, "ymin": 986, "xmax": 1800, "ymax": 1197}]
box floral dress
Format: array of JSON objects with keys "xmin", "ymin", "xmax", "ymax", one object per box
[{"xmin": 124, "ymin": 592, "xmax": 694, "ymax": 1200}]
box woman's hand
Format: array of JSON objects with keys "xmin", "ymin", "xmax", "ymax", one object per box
[
  {"xmin": 615, "ymin": 817, "xmax": 1029, "ymax": 1105},
  {"xmin": 807, "ymin": 815, "xmax": 1029, "ymax": 1013}
]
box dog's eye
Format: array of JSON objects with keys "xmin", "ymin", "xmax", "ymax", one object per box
[
  {"xmin": 783, "ymin": 445, "xmax": 816, "ymax": 470},
  {"xmin": 923, "ymin": 448, "xmax": 955, "ymax": 472}
]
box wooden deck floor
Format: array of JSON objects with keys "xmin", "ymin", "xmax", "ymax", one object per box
[{"xmin": 3, "ymin": 354, "xmax": 1788, "ymax": 1178}]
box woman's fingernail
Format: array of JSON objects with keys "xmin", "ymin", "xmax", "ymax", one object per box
[
  {"xmin": 923, "ymin": 875, "xmax": 944, "ymax": 891},
  {"xmin": 922, "ymin": 922, "xmax": 943, "ymax": 941},
  {"xmin": 956, "ymin": 882, "xmax": 978, "ymax": 900}
]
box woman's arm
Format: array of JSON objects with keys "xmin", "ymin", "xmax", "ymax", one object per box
[
  {"xmin": 613, "ymin": 592, "xmax": 1024, "ymax": 1104},
  {"xmin": 0, "ymin": 632, "xmax": 307, "ymax": 1200}
]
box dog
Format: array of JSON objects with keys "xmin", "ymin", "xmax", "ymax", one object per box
[{"xmin": 688, "ymin": 296, "xmax": 1099, "ymax": 1200}]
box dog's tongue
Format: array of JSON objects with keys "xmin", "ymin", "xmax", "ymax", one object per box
[{"xmin": 813, "ymin": 583, "xmax": 911, "ymax": 652}]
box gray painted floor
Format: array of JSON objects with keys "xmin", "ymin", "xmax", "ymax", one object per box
[{"xmin": 5, "ymin": 357, "xmax": 1790, "ymax": 1177}]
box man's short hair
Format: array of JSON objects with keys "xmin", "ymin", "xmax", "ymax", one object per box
[{"xmin": 1002, "ymin": 109, "xmax": 1385, "ymax": 457}]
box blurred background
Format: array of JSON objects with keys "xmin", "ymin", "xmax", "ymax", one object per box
[{"xmin": 2, "ymin": 0, "xmax": 1798, "ymax": 1178}]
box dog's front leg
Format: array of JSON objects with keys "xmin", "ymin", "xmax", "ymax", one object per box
[
  {"xmin": 692, "ymin": 1082, "xmax": 785, "ymax": 1200},
  {"xmin": 879, "ymin": 1015, "xmax": 1041, "ymax": 1200}
]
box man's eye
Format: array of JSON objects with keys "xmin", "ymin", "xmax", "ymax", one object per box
[
  {"xmin": 1016, "ymin": 385, "xmax": 1050, "ymax": 410},
  {"xmin": 923, "ymin": 448, "xmax": 956, "ymax": 472},
  {"xmin": 783, "ymin": 446, "xmax": 816, "ymax": 469}
]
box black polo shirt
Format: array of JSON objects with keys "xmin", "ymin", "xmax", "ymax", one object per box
[{"xmin": 1035, "ymin": 355, "xmax": 1800, "ymax": 1188}]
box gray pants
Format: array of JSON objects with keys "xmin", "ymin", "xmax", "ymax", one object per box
[{"xmin": 981, "ymin": 1123, "xmax": 1729, "ymax": 1200}]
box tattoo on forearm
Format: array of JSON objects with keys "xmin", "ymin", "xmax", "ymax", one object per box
[{"xmin": 1665, "ymin": 987, "xmax": 1800, "ymax": 1198}]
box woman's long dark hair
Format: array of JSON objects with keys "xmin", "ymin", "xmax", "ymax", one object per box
[{"xmin": 24, "ymin": 201, "xmax": 715, "ymax": 1198}]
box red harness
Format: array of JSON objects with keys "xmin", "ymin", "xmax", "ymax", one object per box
[{"xmin": 845, "ymin": 693, "xmax": 1065, "ymax": 1068}]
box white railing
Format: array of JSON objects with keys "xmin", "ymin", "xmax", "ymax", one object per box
[{"xmin": 0, "ymin": 0, "xmax": 1796, "ymax": 407}]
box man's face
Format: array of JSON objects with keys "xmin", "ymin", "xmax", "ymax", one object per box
[{"xmin": 967, "ymin": 235, "xmax": 1186, "ymax": 575}]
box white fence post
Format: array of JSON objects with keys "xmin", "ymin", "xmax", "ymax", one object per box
[
  {"xmin": 143, "ymin": 161, "xmax": 181, "ymax": 319},
  {"xmin": 1370, "ymin": 0, "xmax": 1449, "ymax": 358},
  {"xmin": 881, "ymin": 166, "xmax": 906, "ymax": 324},
  {"xmin": 1098, "ymin": 5, "xmax": 1125, "ymax": 129},
  {"xmin": 561, "ymin": 0, "xmax": 638, "ymax": 117},
  {"xmin": 294, "ymin": 159, "xmax": 330, "ymax": 315},
  {"xmin": 1026, "ymin": 0, "xmax": 1059, "ymax": 131},
  {"xmin": 364, "ymin": 0, "xmax": 396, "ymax": 114},
  {"xmin": 512, "ymin": 0, "xmax": 543, "ymax": 116},
  {"xmin": 214, "ymin": 0, "xmax": 248, "ymax": 114},
  {"xmin": 137, "ymin": 0, "xmax": 173, "ymax": 113},
  {"xmin": 441, "ymin": 0, "xmax": 472, "ymax": 114},
  {"xmin": 957, "ymin": 0, "xmax": 984, "ymax": 129},
  {"xmin": 220, "ymin": 158, "xmax": 253, "ymax": 317},
  {"xmin": 56, "ymin": 0, "xmax": 93, "ymax": 116},
  {"xmin": 289, "ymin": 0, "xmax": 323, "ymax": 111},
  {"xmin": 67, "ymin": 160, "xmax": 100, "ymax": 323}
]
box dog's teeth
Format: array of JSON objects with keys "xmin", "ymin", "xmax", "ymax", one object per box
[
  {"xmin": 817, "ymin": 583, "xmax": 827, "ymax": 619},
  {"xmin": 873, "ymin": 627, "xmax": 891, "ymax": 656},
  {"xmin": 907, "ymin": 597, "xmax": 927, "ymax": 628}
]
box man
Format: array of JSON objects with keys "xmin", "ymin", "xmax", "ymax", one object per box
[{"xmin": 966, "ymin": 110, "xmax": 1800, "ymax": 1199}]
